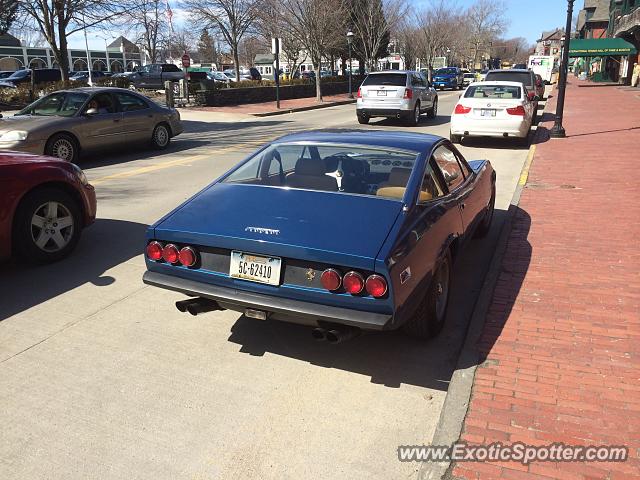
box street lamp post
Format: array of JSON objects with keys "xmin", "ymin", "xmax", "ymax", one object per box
[
  {"xmin": 550, "ymin": 0, "xmax": 575, "ymax": 138},
  {"xmin": 347, "ymin": 31, "xmax": 354, "ymax": 99}
]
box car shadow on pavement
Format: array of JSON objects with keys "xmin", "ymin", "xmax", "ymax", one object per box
[
  {"xmin": 458, "ymin": 206, "xmax": 532, "ymax": 369},
  {"xmin": 367, "ymin": 115, "xmax": 452, "ymax": 128},
  {"xmin": 459, "ymin": 137, "xmax": 531, "ymax": 151},
  {"xmin": 0, "ymin": 219, "xmax": 148, "ymax": 322},
  {"xmin": 227, "ymin": 209, "xmax": 517, "ymax": 391}
]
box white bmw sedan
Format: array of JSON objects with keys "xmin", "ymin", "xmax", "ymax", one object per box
[{"xmin": 449, "ymin": 81, "xmax": 536, "ymax": 145}]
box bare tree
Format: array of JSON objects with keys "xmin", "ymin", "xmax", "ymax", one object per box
[
  {"xmin": 1, "ymin": 0, "xmax": 18, "ymax": 36},
  {"xmin": 349, "ymin": 0, "xmax": 406, "ymax": 71},
  {"xmin": 415, "ymin": 0, "xmax": 462, "ymax": 80},
  {"xmin": 394, "ymin": 17, "xmax": 418, "ymax": 71},
  {"xmin": 277, "ymin": 0, "xmax": 345, "ymax": 101},
  {"xmin": 121, "ymin": 0, "xmax": 169, "ymax": 64},
  {"xmin": 18, "ymin": 1, "xmax": 128, "ymax": 82},
  {"xmin": 493, "ymin": 37, "xmax": 531, "ymax": 65},
  {"xmin": 466, "ymin": 0, "xmax": 507, "ymax": 69},
  {"xmin": 237, "ymin": 35, "xmax": 266, "ymax": 67},
  {"xmin": 184, "ymin": 0, "xmax": 259, "ymax": 82}
]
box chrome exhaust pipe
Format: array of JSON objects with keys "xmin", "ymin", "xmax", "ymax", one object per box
[
  {"xmin": 311, "ymin": 327, "xmax": 327, "ymax": 341},
  {"xmin": 325, "ymin": 325, "xmax": 361, "ymax": 344}
]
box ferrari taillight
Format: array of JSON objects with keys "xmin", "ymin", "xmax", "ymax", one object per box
[
  {"xmin": 162, "ymin": 244, "xmax": 180, "ymax": 264},
  {"xmin": 365, "ymin": 275, "xmax": 388, "ymax": 298},
  {"xmin": 146, "ymin": 241, "xmax": 163, "ymax": 261},
  {"xmin": 343, "ymin": 271, "xmax": 365, "ymax": 295},
  {"xmin": 454, "ymin": 104, "xmax": 471, "ymax": 114},
  {"xmin": 179, "ymin": 247, "xmax": 197, "ymax": 267},
  {"xmin": 320, "ymin": 269, "xmax": 341, "ymax": 291}
]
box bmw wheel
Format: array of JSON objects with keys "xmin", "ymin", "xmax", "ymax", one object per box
[
  {"xmin": 151, "ymin": 123, "xmax": 171, "ymax": 149},
  {"xmin": 13, "ymin": 187, "xmax": 82, "ymax": 263},
  {"xmin": 402, "ymin": 250, "xmax": 452, "ymax": 339},
  {"xmin": 45, "ymin": 133, "xmax": 78, "ymax": 163}
]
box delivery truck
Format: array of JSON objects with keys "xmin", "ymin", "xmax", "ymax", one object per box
[{"xmin": 528, "ymin": 55, "xmax": 554, "ymax": 84}]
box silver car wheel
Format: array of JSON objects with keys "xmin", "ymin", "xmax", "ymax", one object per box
[
  {"xmin": 415, "ymin": 104, "xmax": 420, "ymax": 123},
  {"xmin": 154, "ymin": 125, "xmax": 169, "ymax": 147},
  {"xmin": 30, "ymin": 201, "xmax": 74, "ymax": 253},
  {"xmin": 51, "ymin": 138, "xmax": 74, "ymax": 161}
]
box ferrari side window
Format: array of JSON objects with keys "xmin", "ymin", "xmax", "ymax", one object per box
[
  {"xmin": 420, "ymin": 164, "xmax": 445, "ymax": 201},
  {"xmin": 433, "ymin": 145, "xmax": 464, "ymax": 191}
]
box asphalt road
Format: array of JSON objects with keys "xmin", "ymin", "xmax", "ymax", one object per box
[{"xmin": 0, "ymin": 90, "xmax": 539, "ymax": 480}]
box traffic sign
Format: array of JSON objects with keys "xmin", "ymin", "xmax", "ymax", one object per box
[{"xmin": 182, "ymin": 54, "xmax": 190, "ymax": 68}]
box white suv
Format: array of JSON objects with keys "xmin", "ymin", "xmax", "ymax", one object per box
[{"xmin": 356, "ymin": 71, "xmax": 438, "ymax": 127}]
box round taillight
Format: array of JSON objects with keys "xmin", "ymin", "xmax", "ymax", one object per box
[
  {"xmin": 366, "ymin": 275, "xmax": 388, "ymax": 298},
  {"xmin": 320, "ymin": 268, "xmax": 341, "ymax": 291},
  {"xmin": 146, "ymin": 241, "xmax": 163, "ymax": 261},
  {"xmin": 162, "ymin": 244, "xmax": 179, "ymax": 263},
  {"xmin": 343, "ymin": 271, "xmax": 364, "ymax": 295},
  {"xmin": 179, "ymin": 246, "xmax": 197, "ymax": 267}
]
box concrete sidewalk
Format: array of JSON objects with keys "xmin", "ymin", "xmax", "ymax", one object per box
[
  {"xmin": 191, "ymin": 93, "xmax": 356, "ymax": 116},
  {"xmin": 451, "ymin": 80, "xmax": 640, "ymax": 479}
]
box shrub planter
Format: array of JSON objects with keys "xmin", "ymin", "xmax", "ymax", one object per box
[{"xmin": 196, "ymin": 80, "xmax": 362, "ymax": 107}]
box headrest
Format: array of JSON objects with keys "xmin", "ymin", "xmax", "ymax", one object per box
[
  {"xmin": 295, "ymin": 158, "xmax": 326, "ymax": 176},
  {"xmin": 387, "ymin": 167, "xmax": 412, "ymax": 186}
]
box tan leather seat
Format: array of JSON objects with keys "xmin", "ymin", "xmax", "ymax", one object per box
[
  {"xmin": 285, "ymin": 158, "xmax": 338, "ymax": 191},
  {"xmin": 378, "ymin": 167, "xmax": 412, "ymax": 189},
  {"xmin": 376, "ymin": 187, "xmax": 433, "ymax": 202}
]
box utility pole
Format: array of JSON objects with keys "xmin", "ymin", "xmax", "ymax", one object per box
[
  {"xmin": 347, "ymin": 31, "xmax": 354, "ymax": 98},
  {"xmin": 550, "ymin": 0, "xmax": 575, "ymax": 138}
]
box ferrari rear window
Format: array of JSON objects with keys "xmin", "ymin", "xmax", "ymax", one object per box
[
  {"xmin": 222, "ymin": 143, "xmax": 420, "ymax": 200},
  {"xmin": 464, "ymin": 85, "xmax": 522, "ymax": 99}
]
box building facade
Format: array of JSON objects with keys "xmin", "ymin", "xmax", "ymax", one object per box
[
  {"xmin": 535, "ymin": 28, "xmax": 566, "ymax": 62},
  {"xmin": 0, "ymin": 34, "xmax": 143, "ymax": 72},
  {"xmin": 576, "ymin": 0, "xmax": 610, "ymax": 39}
]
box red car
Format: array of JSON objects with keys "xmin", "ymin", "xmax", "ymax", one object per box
[{"xmin": 0, "ymin": 151, "xmax": 96, "ymax": 263}]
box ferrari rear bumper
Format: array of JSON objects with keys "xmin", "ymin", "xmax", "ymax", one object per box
[{"xmin": 143, "ymin": 271, "xmax": 393, "ymax": 331}]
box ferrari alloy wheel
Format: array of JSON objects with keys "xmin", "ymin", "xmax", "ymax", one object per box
[
  {"xmin": 13, "ymin": 188, "xmax": 81, "ymax": 263},
  {"xmin": 427, "ymin": 99, "xmax": 438, "ymax": 119},
  {"xmin": 402, "ymin": 250, "xmax": 452, "ymax": 339},
  {"xmin": 46, "ymin": 133, "xmax": 78, "ymax": 163},
  {"xmin": 152, "ymin": 123, "xmax": 170, "ymax": 149}
]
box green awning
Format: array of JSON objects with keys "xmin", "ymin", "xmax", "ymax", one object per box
[{"xmin": 569, "ymin": 38, "xmax": 637, "ymax": 57}]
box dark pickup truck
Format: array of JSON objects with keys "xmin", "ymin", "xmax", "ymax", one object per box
[{"xmin": 130, "ymin": 63, "xmax": 186, "ymax": 89}]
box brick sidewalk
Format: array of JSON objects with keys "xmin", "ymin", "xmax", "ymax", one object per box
[
  {"xmin": 192, "ymin": 93, "xmax": 355, "ymax": 115},
  {"xmin": 452, "ymin": 81, "xmax": 640, "ymax": 479}
]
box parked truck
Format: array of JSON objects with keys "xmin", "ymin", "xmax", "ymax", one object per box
[
  {"xmin": 528, "ymin": 55, "xmax": 554, "ymax": 84},
  {"xmin": 129, "ymin": 63, "xmax": 206, "ymax": 90}
]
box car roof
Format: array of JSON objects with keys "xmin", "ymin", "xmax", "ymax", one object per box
[
  {"xmin": 58, "ymin": 87, "xmax": 142, "ymax": 94},
  {"xmin": 487, "ymin": 69, "xmax": 531, "ymax": 74},
  {"xmin": 272, "ymin": 129, "xmax": 442, "ymax": 152},
  {"xmin": 467, "ymin": 81, "xmax": 526, "ymax": 87},
  {"xmin": 367, "ymin": 70, "xmax": 414, "ymax": 75}
]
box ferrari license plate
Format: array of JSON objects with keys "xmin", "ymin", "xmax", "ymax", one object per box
[
  {"xmin": 481, "ymin": 109, "xmax": 496, "ymax": 117},
  {"xmin": 230, "ymin": 251, "xmax": 282, "ymax": 286},
  {"xmin": 377, "ymin": 90, "xmax": 387, "ymax": 96}
]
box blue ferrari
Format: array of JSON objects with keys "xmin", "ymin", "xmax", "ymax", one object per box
[{"xmin": 143, "ymin": 130, "xmax": 495, "ymax": 342}]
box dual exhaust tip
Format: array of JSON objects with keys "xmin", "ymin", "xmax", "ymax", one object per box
[
  {"xmin": 312, "ymin": 325, "xmax": 360, "ymax": 344},
  {"xmin": 175, "ymin": 298, "xmax": 223, "ymax": 316}
]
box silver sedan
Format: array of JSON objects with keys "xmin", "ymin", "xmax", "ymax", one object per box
[{"xmin": 0, "ymin": 87, "xmax": 183, "ymax": 162}]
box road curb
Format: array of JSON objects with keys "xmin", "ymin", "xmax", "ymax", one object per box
[
  {"xmin": 250, "ymin": 99, "xmax": 356, "ymax": 117},
  {"xmin": 417, "ymin": 95, "xmax": 548, "ymax": 480}
]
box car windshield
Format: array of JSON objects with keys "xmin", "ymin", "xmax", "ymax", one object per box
[
  {"xmin": 17, "ymin": 91, "xmax": 90, "ymax": 117},
  {"xmin": 485, "ymin": 71, "xmax": 532, "ymax": 86},
  {"xmin": 7, "ymin": 70, "xmax": 30, "ymax": 79},
  {"xmin": 435, "ymin": 68, "xmax": 457, "ymax": 75},
  {"xmin": 464, "ymin": 84, "xmax": 522, "ymax": 99},
  {"xmin": 362, "ymin": 73, "xmax": 407, "ymax": 86},
  {"xmin": 222, "ymin": 142, "xmax": 420, "ymax": 200}
]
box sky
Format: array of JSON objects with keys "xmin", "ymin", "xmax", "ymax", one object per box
[{"xmin": 61, "ymin": 0, "xmax": 572, "ymax": 51}]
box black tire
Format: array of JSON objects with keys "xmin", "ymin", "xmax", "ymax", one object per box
[
  {"xmin": 402, "ymin": 250, "xmax": 452, "ymax": 339},
  {"xmin": 151, "ymin": 123, "xmax": 171, "ymax": 149},
  {"xmin": 450, "ymin": 132, "xmax": 461, "ymax": 144},
  {"xmin": 13, "ymin": 187, "xmax": 82, "ymax": 264},
  {"xmin": 427, "ymin": 98, "xmax": 438, "ymax": 119},
  {"xmin": 357, "ymin": 114, "xmax": 370, "ymax": 124},
  {"xmin": 45, "ymin": 133, "xmax": 79, "ymax": 163},
  {"xmin": 405, "ymin": 102, "xmax": 420, "ymax": 127},
  {"xmin": 474, "ymin": 185, "xmax": 495, "ymax": 239}
]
